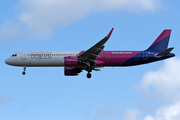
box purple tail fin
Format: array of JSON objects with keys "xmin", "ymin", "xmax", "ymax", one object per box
[{"xmin": 146, "ymin": 29, "xmax": 171, "ymax": 52}]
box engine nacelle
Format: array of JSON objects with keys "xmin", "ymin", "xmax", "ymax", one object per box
[
  {"xmin": 64, "ymin": 57, "xmax": 78, "ymax": 66},
  {"xmin": 64, "ymin": 67, "xmax": 80, "ymax": 76}
]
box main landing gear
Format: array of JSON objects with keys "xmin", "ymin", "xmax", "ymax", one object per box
[
  {"xmin": 87, "ymin": 72, "xmax": 92, "ymax": 79},
  {"xmin": 86, "ymin": 67, "xmax": 92, "ymax": 79},
  {"xmin": 22, "ymin": 66, "xmax": 26, "ymax": 75}
]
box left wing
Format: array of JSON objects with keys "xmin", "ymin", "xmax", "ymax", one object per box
[{"xmin": 78, "ymin": 28, "xmax": 114, "ymax": 66}]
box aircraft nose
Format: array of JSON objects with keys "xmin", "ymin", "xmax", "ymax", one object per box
[{"xmin": 5, "ymin": 58, "xmax": 11, "ymax": 65}]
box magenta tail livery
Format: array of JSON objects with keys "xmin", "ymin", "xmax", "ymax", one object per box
[{"xmin": 5, "ymin": 28, "xmax": 175, "ymax": 78}]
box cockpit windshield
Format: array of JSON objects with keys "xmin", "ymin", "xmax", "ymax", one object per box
[{"xmin": 11, "ymin": 54, "xmax": 17, "ymax": 57}]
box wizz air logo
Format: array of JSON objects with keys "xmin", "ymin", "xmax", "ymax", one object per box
[{"xmin": 30, "ymin": 52, "xmax": 52, "ymax": 60}]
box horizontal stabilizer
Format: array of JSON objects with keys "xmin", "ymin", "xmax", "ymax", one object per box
[{"xmin": 156, "ymin": 47, "xmax": 174, "ymax": 57}]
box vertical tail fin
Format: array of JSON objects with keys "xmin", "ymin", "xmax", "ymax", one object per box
[{"xmin": 146, "ymin": 29, "xmax": 171, "ymax": 52}]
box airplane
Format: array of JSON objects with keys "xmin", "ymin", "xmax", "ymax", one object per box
[{"xmin": 5, "ymin": 28, "xmax": 175, "ymax": 78}]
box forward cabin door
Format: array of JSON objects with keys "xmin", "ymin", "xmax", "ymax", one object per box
[{"xmin": 21, "ymin": 51, "xmax": 26, "ymax": 60}]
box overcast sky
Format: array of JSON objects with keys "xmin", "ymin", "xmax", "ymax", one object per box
[{"xmin": 1, "ymin": 0, "xmax": 180, "ymax": 120}]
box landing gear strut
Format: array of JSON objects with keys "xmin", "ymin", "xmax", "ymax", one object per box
[
  {"xmin": 22, "ymin": 66, "xmax": 26, "ymax": 75},
  {"xmin": 86, "ymin": 67, "xmax": 92, "ymax": 79}
]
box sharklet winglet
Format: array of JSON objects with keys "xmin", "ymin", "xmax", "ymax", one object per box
[{"xmin": 107, "ymin": 28, "xmax": 114, "ymax": 38}]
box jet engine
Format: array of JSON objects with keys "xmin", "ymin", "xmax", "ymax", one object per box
[
  {"xmin": 64, "ymin": 57, "xmax": 78, "ymax": 66},
  {"xmin": 64, "ymin": 67, "xmax": 81, "ymax": 76}
]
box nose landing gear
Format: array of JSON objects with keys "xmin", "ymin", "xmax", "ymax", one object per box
[{"xmin": 22, "ymin": 66, "xmax": 26, "ymax": 75}]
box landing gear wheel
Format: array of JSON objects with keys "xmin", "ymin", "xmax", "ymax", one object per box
[
  {"xmin": 22, "ymin": 66, "xmax": 26, "ymax": 75},
  {"xmin": 22, "ymin": 71, "xmax": 26, "ymax": 75},
  {"xmin": 87, "ymin": 73, "xmax": 92, "ymax": 79}
]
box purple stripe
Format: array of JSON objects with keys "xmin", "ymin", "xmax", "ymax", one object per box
[
  {"xmin": 107, "ymin": 28, "xmax": 114, "ymax": 38},
  {"xmin": 150, "ymin": 30, "xmax": 171, "ymax": 47},
  {"xmin": 96, "ymin": 51, "xmax": 141, "ymax": 66}
]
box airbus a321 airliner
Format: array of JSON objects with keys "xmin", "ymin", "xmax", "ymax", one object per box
[{"xmin": 5, "ymin": 28, "xmax": 175, "ymax": 78}]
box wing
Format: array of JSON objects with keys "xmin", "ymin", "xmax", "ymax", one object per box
[{"xmin": 78, "ymin": 28, "xmax": 114, "ymax": 66}]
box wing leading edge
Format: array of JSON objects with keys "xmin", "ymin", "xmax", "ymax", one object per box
[{"xmin": 78, "ymin": 28, "xmax": 114, "ymax": 66}]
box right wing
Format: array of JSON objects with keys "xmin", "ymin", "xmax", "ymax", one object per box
[{"xmin": 78, "ymin": 28, "xmax": 114, "ymax": 66}]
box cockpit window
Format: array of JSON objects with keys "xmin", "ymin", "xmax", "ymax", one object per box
[{"xmin": 11, "ymin": 54, "xmax": 17, "ymax": 57}]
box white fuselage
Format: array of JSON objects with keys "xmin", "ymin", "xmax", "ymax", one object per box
[{"xmin": 5, "ymin": 51, "xmax": 81, "ymax": 67}]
